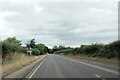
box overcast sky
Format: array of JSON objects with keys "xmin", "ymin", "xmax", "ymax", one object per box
[{"xmin": 0, "ymin": 0, "xmax": 118, "ymax": 48}]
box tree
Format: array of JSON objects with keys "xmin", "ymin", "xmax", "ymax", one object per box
[
  {"xmin": 51, "ymin": 45, "xmax": 58, "ymax": 53},
  {"xmin": 58, "ymin": 45, "xmax": 65, "ymax": 50},
  {"xmin": 31, "ymin": 48, "xmax": 40, "ymax": 56},
  {"xmin": 36, "ymin": 43, "xmax": 48, "ymax": 55},
  {"xmin": 26, "ymin": 39, "xmax": 36, "ymax": 49},
  {"xmin": 2, "ymin": 37, "xmax": 23, "ymax": 58}
]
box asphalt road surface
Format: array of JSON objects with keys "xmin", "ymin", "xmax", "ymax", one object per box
[{"xmin": 29, "ymin": 54, "xmax": 119, "ymax": 78}]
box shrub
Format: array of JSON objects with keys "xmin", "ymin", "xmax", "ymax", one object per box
[
  {"xmin": 36, "ymin": 44, "xmax": 49, "ymax": 55},
  {"xmin": 31, "ymin": 49, "xmax": 40, "ymax": 56},
  {"xmin": 2, "ymin": 37, "xmax": 23, "ymax": 58}
]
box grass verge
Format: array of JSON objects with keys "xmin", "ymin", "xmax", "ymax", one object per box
[
  {"xmin": 2, "ymin": 53, "xmax": 46, "ymax": 76},
  {"xmin": 62, "ymin": 54, "xmax": 119, "ymax": 67}
]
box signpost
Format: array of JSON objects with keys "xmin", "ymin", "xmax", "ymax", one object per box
[
  {"xmin": 27, "ymin": 47, "xmax": 32, "ymax": 55},
  {"xmin": 27, "ymin": 50, "xmax": 32, "ymax": 55}
]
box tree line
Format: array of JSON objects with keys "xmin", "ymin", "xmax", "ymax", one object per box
[
  {"xmin": 1, "ymin": 37, "xmax": 120, "ymax": 63},
  {"xmin": 52, "ymin": 40, "xmax": 120, "ymax": 59},
  {"xmin": 25, "ymin": 39, "xmax": 49, "ymax": 56},
  {"xmin": 2, "ymin": 37, "xmax": 49, "ymax": 64}
]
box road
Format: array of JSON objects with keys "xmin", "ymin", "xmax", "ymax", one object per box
[{"xmin": 29, "ymin": 54, "xmax": 119, "ymax": 78}]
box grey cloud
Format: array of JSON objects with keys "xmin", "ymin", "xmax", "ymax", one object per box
[{"xmin": 0, "ymin": 2, "xmax": 118, "ymax": 47}]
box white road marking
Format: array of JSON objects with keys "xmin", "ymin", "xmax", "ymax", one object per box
[
  {"xmin": 19, "ymin": 74, "xmax": 24, "ymax": 78},
  {"xmin": 71, "ymin": 59, "xmax": 119, "ymax": 75},
  {"xmin": 93, "ymin": 73, "xmax": 106, "ymax": 80},
  {"xmin": 95, "ymin": 74, "xmax": 100, "ymax": 78},
  {"xmin": 28, "ymin": 58, "xmax": 46, "ymax": 79},
  {"xmin": 57, "ymin": 54, "xmax": 119, "ymax": 69}
]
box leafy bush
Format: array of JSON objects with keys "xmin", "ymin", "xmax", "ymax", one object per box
[
  {"xmin": 31, "ymin": 48, "xmax": 40, "ymax": 56},
  {"xmin": 2, "ymin": 37, "xmax": 25, "ymax": 58},
  {"xmin": 36, "ymin": 44, "xmax": 49, "ymax": 55},
  {"xmin": 53, "ymin": 40, "xmax": 120, "ymax": 59},
  {"xmin": 19, "ymin": 47, "xmax": 27, "ymax": 53}
]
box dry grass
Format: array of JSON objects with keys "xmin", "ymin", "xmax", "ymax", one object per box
[
  {"xmin": 2, "ymin": 53, "xmax": 46, "ymax": 76},
  {"xmin": 64, "ymin": 54, "xmax": 119, "ymax": 67}
]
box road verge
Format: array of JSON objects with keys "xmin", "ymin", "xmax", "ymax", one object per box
[
  {"xmin": 3, "ymin": 54, "xmax": 46, "ymax": 78},
  {"xmin": 58, "ymin": 54, "xmax": 119, "ymax": 67}
]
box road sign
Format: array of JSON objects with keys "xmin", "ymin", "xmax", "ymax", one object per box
[
  {"xmin": 27, "ymin": 50, "xmax": 32, "ymax": 55},
  {"xmin": 27, "ymin": 51, "xmax": 32, "ymax": 52}
]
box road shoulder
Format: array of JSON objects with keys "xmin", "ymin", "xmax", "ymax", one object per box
[{"xmin": 3, "ymin": 55, "xmax": 46, "ymax": 78}]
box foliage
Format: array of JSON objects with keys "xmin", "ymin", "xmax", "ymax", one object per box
[
  {"xmin": 36, "ymin": 43, "xmax": 49, "ymax": 55},
  {"xmin": 2, "ymin": 36, "xmax": 119, "ymax": 59},
  {"xmin": 51, "ymin": 45, "xmax": 71, "ymax": 54},
  {"xmin": 25, "ymin": 39, "xmax": 49, "ymax": 55},
  {"xmin": 2, "ymin": 37, "xmax": 24, "ymax": 58},
  {"xmin": 19, "ymin": 46, "xmax": 27, "ymax": 53},
  {"xmin": 53, "ymin": 40, "xmax": 120, "ymax": 59},
  {"xmin": 55, "ymin": 48, "xmax": 73, "ymax": 55},
  {"xmin": 2, "ymin": 37, "xmax": 50, "ymax": 65},
  {"xmin": 31, "ymin": 48, "xmax": 40, "ymax": 56},
  {"xmin": 25, "ymin": 39, "xmax": 36, "ymax": 49}
]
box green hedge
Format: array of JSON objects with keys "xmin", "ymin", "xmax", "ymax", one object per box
[{"xmin": 54, "ymin": 40, "xmax": 120, "ymax": 59}]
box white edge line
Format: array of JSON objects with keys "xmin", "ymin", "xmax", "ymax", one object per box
[
  {"xmin": 54, "ymin": 54, "xmax": 119, "ymax": 75},
  {"xmin": 28, "ymin": 58, "xmax": 46, "ymax": 79},
  {"xmin": 71, "ymin": 59, "xmax": 119, "ymax": 75},
  {"xmin": 58, "ymin": 54, "xmax": 119, "ymax": 69}
]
